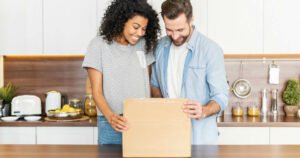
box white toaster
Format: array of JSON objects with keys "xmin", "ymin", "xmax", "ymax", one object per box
[{"xmin": 11, "ymin": 95, "xmax": 42, "ymax": 116}]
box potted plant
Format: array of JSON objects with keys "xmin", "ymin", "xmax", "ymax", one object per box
[
  {"xmin": 283, "ymin": 79, "xmax": 300, "ymax": 117},
  {"xmin": 0, "ymin": 82, "xmax": 17, "ymax": 116}
]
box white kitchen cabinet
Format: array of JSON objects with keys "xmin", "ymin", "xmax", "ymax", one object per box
[
  {"xmin": 0, "ymin": 0, "xmax": 43, "ymax": 55},
  {"xmin": 207, "ymin": 0, "xmax": 263, "ymax": 54},
  {"xmin": 264, "ymin": 0, "xmax": 300, "ymax": 54},
  {"xmin": 0, "ymin": 127, "xmax": 36, "ymax": 144},
  {"xmin": 148, "ymin": 0, "xmax": 207, "ymax": 36},
  {"xmin": 36, "ymin": 127, "xmax": 94, "ymax": 144},
  {"xmin": 96, "ymin": 0, "xmax": 112, "ymax": 30},
  {"xmin": 270, "ymin": 127, "xmax": 300, "ymax": 144},
  {"xmin": 94, "ymin": 127, "xmax": 98, "ymax": 144},
  {"xmin": 43, "ymin": 0, "xmax": 97, "ymax": 55},
  {"xmin": 218, "ymin": 127, "xmax": 269, "ymax": 145}
]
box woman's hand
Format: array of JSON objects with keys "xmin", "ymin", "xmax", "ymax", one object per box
[{"xmin": 108, "ymin": 113, "xmax": 129, "ymax": 132}]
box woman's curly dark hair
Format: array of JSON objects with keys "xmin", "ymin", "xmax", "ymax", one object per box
[{"xmin": 99, "ymin": 0, "xmax": 160, "ymax": 52}]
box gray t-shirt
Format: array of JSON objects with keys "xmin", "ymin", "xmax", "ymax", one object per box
[{"xmin": 82, "ymin": 36, "xmax": 154, "ymax": 115}]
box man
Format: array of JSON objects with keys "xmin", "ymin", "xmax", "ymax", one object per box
[{"xmin": 151, "ymin": 0, "xmax": 229, "ymax": 144}]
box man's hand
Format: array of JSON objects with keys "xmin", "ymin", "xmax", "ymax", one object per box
[
  {"xmin": 182, "ymin": 100, "xmax": 205, "ymax": 119},
  {"xmin": 108, "ymin": 113, "xmax": 129, "ymax": 132}
]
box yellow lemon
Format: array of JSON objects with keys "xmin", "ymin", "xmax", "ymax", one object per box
[{"xmin": 62, "ymin": 104, "xmax": 71, "ymax": 110}]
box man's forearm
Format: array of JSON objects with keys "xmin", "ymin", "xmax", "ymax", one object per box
[
  {"xmin": 151, "ymin": 87, "xmax": 162, "ymax": 98},
  {"xmin": 201, "ymin": 100, "xmax": 221, "ymax": 118}
]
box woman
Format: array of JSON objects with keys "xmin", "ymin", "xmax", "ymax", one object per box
[{"xmin": 82, "ymin": 0, "xmax": 160, "ymax": 144}]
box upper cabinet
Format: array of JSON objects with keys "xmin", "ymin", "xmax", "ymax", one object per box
[
  {"xmin": 148, "ymin": 0, "xmax": 207, "ymax": 37},
  {"xmin": 1, "ymin": 0, "xmax": 300, "ymax": 55},
  {"xmin": 264, "ymin": 0, "xmax": 300, "ymax": 54},
  {"xmin": 0, "ymin": 0, "xmax": 43, "ymax": 55},
  {"xmin": 43, "ymin": 0, "xmax": 97, "ymax": 55},
  {"xmin": 207, "ymin": 0, "xmax": 263, "ymax": 54},
  {"xmin": 96, "ymin": 0, "xmax": 112, "ymax": 30}
]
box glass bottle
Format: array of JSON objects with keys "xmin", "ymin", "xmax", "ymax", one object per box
[
  {"xmin": 271, "ymin": 89, "xmax": 278, "ymax": 116},
  {"xmin": 84, "ymin": 94, "xmax": 97, "ymax": 117}
]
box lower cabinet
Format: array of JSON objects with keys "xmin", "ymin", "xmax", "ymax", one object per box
[
  {"xmin": 2, "ymin": 126, "xmax": 300, "ymax": 145},
  {"xmin": 218, "ymin": 127, "xmax": 270, "ymax": 145},
  {"xmin": 0, "ymin": 127, "xmax": 36, "ymax": 144},
  {"xmin": 94, "ymin": 127, "xmax": 98, "ymax": 145},
  {"xmin": 36, "ymin": 127, "xmax": 94, "ymax": 144},
  {"xmin": 270, "ymin": 127, "xmax": 300, "ymax": 144}
]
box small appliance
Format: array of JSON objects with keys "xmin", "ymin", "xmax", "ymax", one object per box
[
  {"xmin": 11, "ymin": 95, "xmax": 41, "ymax": 116},
  {"xmin": 45, "ymin": 91, "xmax": 68, "ymax": 114}
]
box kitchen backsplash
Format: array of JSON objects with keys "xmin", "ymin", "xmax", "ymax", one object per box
[
  {"xmin": 225, "ymin": 57, "xmax": 300, "ymax": 115},
  {"xmin": 0, "ymin": 56, "xmax": 3, "ymax": 87},
  {"xmin": 3, "ymin": 55, "xmax": 300, "ymax": 115}
]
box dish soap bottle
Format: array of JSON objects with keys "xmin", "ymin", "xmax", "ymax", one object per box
[{"xmin": 84, "ymin": 94, "xmax": 97, "ymax": 117}]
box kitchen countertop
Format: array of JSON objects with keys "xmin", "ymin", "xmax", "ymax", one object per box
[
  {"xmin": 0, "ymin": 116, "xmax": 97, "ymax": 127},
  {"xmin": 217, "ymin": 115, "xmax": 300, "ymax": 127},
  {"xmin": 1, "ymin": 145, "xmax": 300, "ymax": 158},
  {"xmin": 1, "ymin": 115, "xmax": 300, "ymax": 127}
]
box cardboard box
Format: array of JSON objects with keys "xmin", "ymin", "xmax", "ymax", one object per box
[{"xmin": 123, "ymin": 98, "xmax": 191, "ymax": 157}]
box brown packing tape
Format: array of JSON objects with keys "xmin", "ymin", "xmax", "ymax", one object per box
[{"xmin": 123, "ymin": 98, "xmax": 191, "ymax": 157}]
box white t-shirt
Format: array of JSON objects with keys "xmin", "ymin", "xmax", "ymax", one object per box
[{"xmin": 167, "ymin": 43, "xmax": 188, "ymax": 98}]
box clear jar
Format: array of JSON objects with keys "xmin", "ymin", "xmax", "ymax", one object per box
[
  {"xmin": 69, "ymin": 98, "xmax": 83, "ymax": 114},
  {"xmin": 84, "ymin": 94, "xmax": 97, "ymax": 117},
  {"xmin": 248, "ymin": 105, "xmax": 260, "ymax": 116},
  {"xmin": 232, "ymin": 103, "xmax": 244, "ymax": 117}
]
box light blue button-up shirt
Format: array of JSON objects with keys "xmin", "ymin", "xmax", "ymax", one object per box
[{"xmin": 151, "ymin": 28, "xmax": 229, "ymax": 144}]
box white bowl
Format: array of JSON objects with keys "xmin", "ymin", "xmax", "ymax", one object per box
[
  {"xmin": 1, "ymin": 116, "xmax": 20, "ymax": 122},
  {"xmin": 24, "ymin": 116, "xmax": 41, "ymax": 121}
]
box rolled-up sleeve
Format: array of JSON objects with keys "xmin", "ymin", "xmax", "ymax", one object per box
[
  {"xmin": 206, "ymin": 45, "xmax": 229, "ymax": 112},
  {"xmin": 151, "ymin": 61, "xmax": 160, "ymax": 88},
  {"xmin": 82, "ymin": 37, "xmax": 103, "ymax": 72}
]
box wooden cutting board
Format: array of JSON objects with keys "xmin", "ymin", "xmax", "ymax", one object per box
[{"xmin": 44, "ymin": 116, "xmax": 90, "ymax": 122}]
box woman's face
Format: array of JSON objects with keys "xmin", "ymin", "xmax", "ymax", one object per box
[{"xmin": 117, "ymin": 15, "xmax": 148, "ymax": 45}]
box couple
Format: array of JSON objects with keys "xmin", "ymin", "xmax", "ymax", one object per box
[{"xmin": 82, "ymin": 0, "xmax": 228, "ymax": 145}]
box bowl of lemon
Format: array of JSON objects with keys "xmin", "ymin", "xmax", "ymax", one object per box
[{"xmin": 48, "ymin": 104, "xmax": 81, "ymax": 118}]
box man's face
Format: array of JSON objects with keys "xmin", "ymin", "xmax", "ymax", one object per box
[{"xmin": 163, "ymin": 13, "xmax": 192, "ymax": 46}]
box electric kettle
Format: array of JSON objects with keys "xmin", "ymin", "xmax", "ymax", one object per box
[{"xmin": 45, "ymin": 91, "xmax": 68, "ymax": 115}]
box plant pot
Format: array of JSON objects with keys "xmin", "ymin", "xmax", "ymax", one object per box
[
  {"xmin": 2, "ymin": 103, "xmax": 11, "ymax": 117},
  {"xmin": 284, "ymin": 105, "xmax": 299, "ymax": 117}
]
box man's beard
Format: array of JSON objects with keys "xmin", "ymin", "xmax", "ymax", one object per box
[
  {"xmin": 169, "ymin": 26, "xmax": 192, "ymax": 46},
  {"xmin": 170, "ymin": 35, "xmax": 189, "ymax": 46}
]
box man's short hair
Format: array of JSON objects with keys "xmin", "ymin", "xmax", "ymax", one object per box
[{"xmin": 161, "ymin": 0, "xmax": 193, "ymax": 21}]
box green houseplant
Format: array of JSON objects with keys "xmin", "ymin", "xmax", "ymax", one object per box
[
  {"xmin": 283, "ymin": 79, "xmax": 300, "ymax": 117},
  {"xmin": 0, "ymin": 82, "xmax": 17, "ymax": 116},
  {"xmin": 0, "ymin": 82, "xmax": 17, "ymax": 104}
]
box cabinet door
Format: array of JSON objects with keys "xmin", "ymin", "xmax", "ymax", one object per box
[
  {"xmin": 37, "ymin": 127, "xmax": 94, "ymax": 144},
  {"xmin": 0, "ymin": 0, "xmax": 43, "ymax": 55},
  {"xmin": 0, "ymin": 127, "xmax": 36, "ymax": 144},
  {"xmin": 148, "ymin": 0, "xmax": 207, "ymax": 36},
  {"xmin": 96, "ymin": 0, "xmax": 112, "ymax": 29},
  {"xmin": 93, "ymin": 127, "xmax": 98, "ymax": 145},
  {"xmin": 43, "ymin": 0, "xmax": 97, "ymax": 55},
  {"xmin": 218, "ymin": 127, "xmax": 269, "ymax": 145},
  {"xmin": 270, "ymin": 127, "xmax": 300, "ymax": 144},
  {"xmin": 208, "ymin": 0, "xmax": 263, "ymax": 54},
  {"xmin": 264, "ymin": 0, "xmax": 300, "ymax": 54}
]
